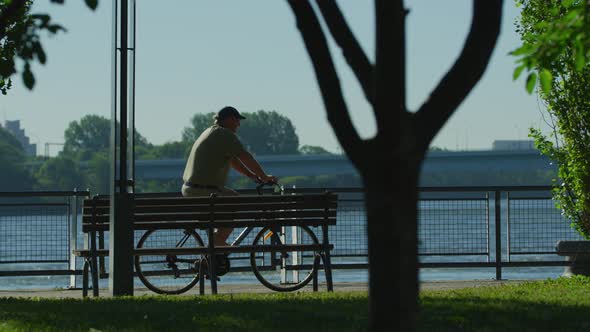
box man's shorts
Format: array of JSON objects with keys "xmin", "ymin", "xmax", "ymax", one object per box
[{"xmin": 181, "ymin": 184, "xmax": 238, "ymax": 197}]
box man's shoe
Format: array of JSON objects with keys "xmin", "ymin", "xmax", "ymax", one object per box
[
  {"xmin": 201, "ymin": 254, "xmax": 230, "ymax": 278},
  {"xmin": 214, "ymin": 254, "xmax": 231, "ymax": 276}
]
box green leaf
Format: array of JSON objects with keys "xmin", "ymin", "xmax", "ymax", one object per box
[
  {"xmin": 85, "ymin": 0, "xmax": 98, "ymax": 10},
  {"xmin": 562, "ymin": 0, "xmax": 575, "ymax": 8},
  {"xmin": 539, "ymin": 69, "xmax": 552, "ymax": 95},
  {"xmin": 47, "ymin": 24, "xmax": 66, "ymax": 34},
  {"xmin": 564, "ymin": 9, "xmax": 580, "ymax": 22},
  {"xmin": 575, "ymin": 42, "xmax": 585, "ymax": 70},
  {"xmin": 526, "ymin": 72, "xmax": 537, "ymax": 94},
  {"xmin": 33, "ymin": 43, "xmax": 46, "ymax": 64},
  {"xmin": 22, "ymin": 66, "xmax": 35, "ymax": 90},
  {"xmin": 31, "ymin": 14, "xmax": 51, "ymax": 25},
  {"xmin": 510, "ymin": 44, "xmax": 533, "ymax": 56},
  {"xmin": 513, "ymin": 65, "xmax": 526, "ymax": 80}
]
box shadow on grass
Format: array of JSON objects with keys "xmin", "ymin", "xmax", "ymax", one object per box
[
  {"xmin": 2, "ymin": 286, "xmax": 590, "ymax": 331},
  {"xmin": 0, "ymin": 293, "xmax": 368, "ymax": 332}
]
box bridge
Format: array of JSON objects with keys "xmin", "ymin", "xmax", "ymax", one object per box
[{"xmin": 134, "ymin": 150, "xmax": 555, "ymax": 181}]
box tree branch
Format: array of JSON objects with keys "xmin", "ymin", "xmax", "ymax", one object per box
[
  {"xmin": 286, "ymin": 0, "xmax": 363, "ymax": 163},
  {"xmin": 315, "ymin": 0, "xmax": 374, "ymax": 106},
  {"xmin": 0, "ymin": 0, "xmax": 27, "ymax": 40},
  {"xmin": 414, "ymin": 0, "xmax": 503, "ymax": 150}
]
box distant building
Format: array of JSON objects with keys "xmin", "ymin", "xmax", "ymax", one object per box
[
  {"xmin": 492, "ymin": 140, "xmax": 535, "ymax": 151},
  {"xmin": 3, "ymin": 120, "xmax": 36, "ymax": 157}
]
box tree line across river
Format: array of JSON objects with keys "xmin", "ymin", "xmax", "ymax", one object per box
[
  {"xmin": 1, "ymin": 110, "xmax": 334, "ymax": 194},
  {"xmin": 1, "ymin": 110, "xmax": 555, "ymax": 194}
]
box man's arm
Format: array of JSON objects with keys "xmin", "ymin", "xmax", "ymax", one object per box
[
  {"xmin": 235, "ymin": 151, "xmax": 277, "ymax": 183},
  {"xmin": 230, "ymin": 157, "xmax": 257, "ymax": 180}
]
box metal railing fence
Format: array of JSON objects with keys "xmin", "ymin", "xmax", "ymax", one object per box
[
  {"xmin": 0, "ymin": 186, "xmax": 583, "ymax": 288},
  {"xmin": 266, "ymin": 186, "xmax": 581, "ymax": 280},
  {"xmin": 0, "ymin": 191, "xmax": 90, "ymax": 286}
]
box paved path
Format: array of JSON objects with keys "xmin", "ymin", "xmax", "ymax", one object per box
[{"xmin": 0, "ymin": 279, "xmax": 527, "ymax": 299}]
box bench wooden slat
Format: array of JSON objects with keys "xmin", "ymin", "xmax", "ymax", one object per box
[
  {"xmin": 83, "ymin": 209, "xmax": 336, "ymax": 224},
  {"xmin": 85, "ymin": 196, "xmax": 338, "ymax": 204},
  {"xmin": 73, "ymin": 249, "xmax": 109, "ymax": 257},
  {"xmin": 83, "ymin": 193, "xmax": 337, "ymax": 207},
  {"xmin": 135, "ymin": 244, "xmax": 333, "ymax": 255},
  {"xmin": 83, "ymin": 200, "xmax": 338, "ymax": 215},
  {"xmin": 74, "ymin": 244, "xmax": 334, "ymax": 257},
  {"xmin": 82, "ymin": 217, "xmax": 336, "ymax": 232}
]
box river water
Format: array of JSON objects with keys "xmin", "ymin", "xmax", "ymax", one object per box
[{"xmin": 0, "ymin": 199, "xmax": 581, "ymax": 290}]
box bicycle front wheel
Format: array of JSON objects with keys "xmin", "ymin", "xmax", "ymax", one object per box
[
  {"xmin": 250, "ymin": 225, "xmax": 320, "ymax": 292},
  {"xmin": 135, "ymin": 229, "xmax": 205, "ymax": 294}
]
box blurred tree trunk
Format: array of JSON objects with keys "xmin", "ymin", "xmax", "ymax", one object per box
[{"xmin": 287, "ymin": 1, "xmax": 503, "ymax": 330}]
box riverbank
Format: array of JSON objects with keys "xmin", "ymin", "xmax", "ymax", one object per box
[{"xmin": 0, "ymin": 279, "xmax": 526, "ymax": 299}]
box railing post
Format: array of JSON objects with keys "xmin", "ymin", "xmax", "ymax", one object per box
[
  {"xmin": 91, "ymin": 196, "xmax": 100, "ymax": 296},
  {"xmin": 506, "ymin": 192, "xmax": 511, "ymax": 263},
  {"xmin": 485, "ymin": 192, "xmax": 490, "ymax": 263},
  {"xmin": 291, "ymin": 225, "xmax": 300, "ymax": 283},
  {"xmin": 208, "ymin": 193, "xmax": 218, "ymax": 294},
  {"xmin": 322, "ymin": 192, "xmax": 334, "ymax": 291},
  {"xmin": 69, "ymin": 190, "xmax": 79, "ymax": 288},
  {"xmin": 495, "ymin": 190, "xmax": 502, "ymax": 280},
  {"xmin": 280, "ymin": 226, "xmax": 286, "ymax": 284}
]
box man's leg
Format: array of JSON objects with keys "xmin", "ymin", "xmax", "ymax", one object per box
[
  {"xmin": 213, "ymin": 228, "xmax": 233, "ymax": 247},
  {"xmin": 181, "ymin": 185, "xmax": 238, "ymax": 246},
  {"xmin": 213, "ymin": 186, "xmax": 239, "ymax": 246}
]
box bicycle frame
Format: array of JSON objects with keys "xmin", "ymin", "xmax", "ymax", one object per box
[{"xmin": 231, "ymin": 181, "xmax": 285, "ymax": 247}]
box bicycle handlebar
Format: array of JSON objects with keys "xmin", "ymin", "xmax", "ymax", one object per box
[{"xmin": 255, "ymin": 180, "xmax": 283, "ymax": 195}]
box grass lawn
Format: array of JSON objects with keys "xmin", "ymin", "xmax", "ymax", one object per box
[
  {"xmin": 0, "ymin": 276, "xmax": 589, "ymax": 331},
  {"xmin": 420, "ymin": 276, "xmax": 590, "ymax": 331}
]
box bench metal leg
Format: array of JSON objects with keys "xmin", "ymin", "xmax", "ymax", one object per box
[
  {"xmin": 207, "ymin": 225, "xmax": 218, "ymax": 295},
  {"xmin": 312, "ymin": 254, "xmax": 320, "ymax": 292},
  {"xmin": 91, "ymin": 255, "xmax": 99, "ymax": 297},
  {"xmin": 321, "ymin": 252, "xmax": 334, "ymax": 292},
  {"xmin": 82, "ymin": 259, "xmax": 89, "ymax": 298},
  {"xmin": 320, "ymin": 224, "xmax": 334, "ymax": 292},
  {"xmin": 209, "ymin": 255, "xmax": 218, "ymax": 295},
  {"xmin": 199, "ymin": 259, "xmax": 205, "ymax": 295}
]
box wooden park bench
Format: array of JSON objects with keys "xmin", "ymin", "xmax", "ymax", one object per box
[{"xmin": 73, "ymin": 192, "xmax": 338, "ymax": 297}]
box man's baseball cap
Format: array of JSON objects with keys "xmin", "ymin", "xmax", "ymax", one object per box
[{"xmin": 214, "ymin": 106, "xmax": 246, "ymax": 120}]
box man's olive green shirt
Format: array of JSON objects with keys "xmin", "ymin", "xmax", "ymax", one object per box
[{"xmin": 182, "ymin": 125, "xmax": 246, "ymax": 187}]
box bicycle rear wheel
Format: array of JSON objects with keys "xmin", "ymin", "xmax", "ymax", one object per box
[
  {"xmin": 250, "ymin": 225, "xmax": 319, "ymax": 292},
  {"xmin": 135, "ymin": 229, "xmax": 205, "ymax": 294}
]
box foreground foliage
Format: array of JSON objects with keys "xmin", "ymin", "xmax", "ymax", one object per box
[
  {"xmin": 0, "ymin": 277, "xmax": 589, "ymax": 331},
  {"xmin": 514, "ymin": 0, "xmax": 590, "ymax": 238},
  {"xmin": 0, "ymin": 0, "xmax": 98, "ymax": 94}
]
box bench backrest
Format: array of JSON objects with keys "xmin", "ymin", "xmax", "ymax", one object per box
[{"xmin": 82, "ymin": 193, "xmax": 338, "ymax": 232}]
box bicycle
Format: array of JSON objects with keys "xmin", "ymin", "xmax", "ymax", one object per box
[{"xmin": 133, "ymin": 181, "xmax": 322, "ymax": 294}]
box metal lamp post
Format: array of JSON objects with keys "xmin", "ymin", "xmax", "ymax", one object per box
[{"xmin": 109, "ymin": 0, "xmax": 136, "ymax": 296}]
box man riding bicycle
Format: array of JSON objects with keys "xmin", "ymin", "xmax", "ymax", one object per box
[{"xmin": 181, "ymin": 106, "xmax": 277, "ymax": 248}]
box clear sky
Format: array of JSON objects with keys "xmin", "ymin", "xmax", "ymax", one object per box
[{"xmin": 1, "ymin": 0, "xmax": 544, "ymax": 156}]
